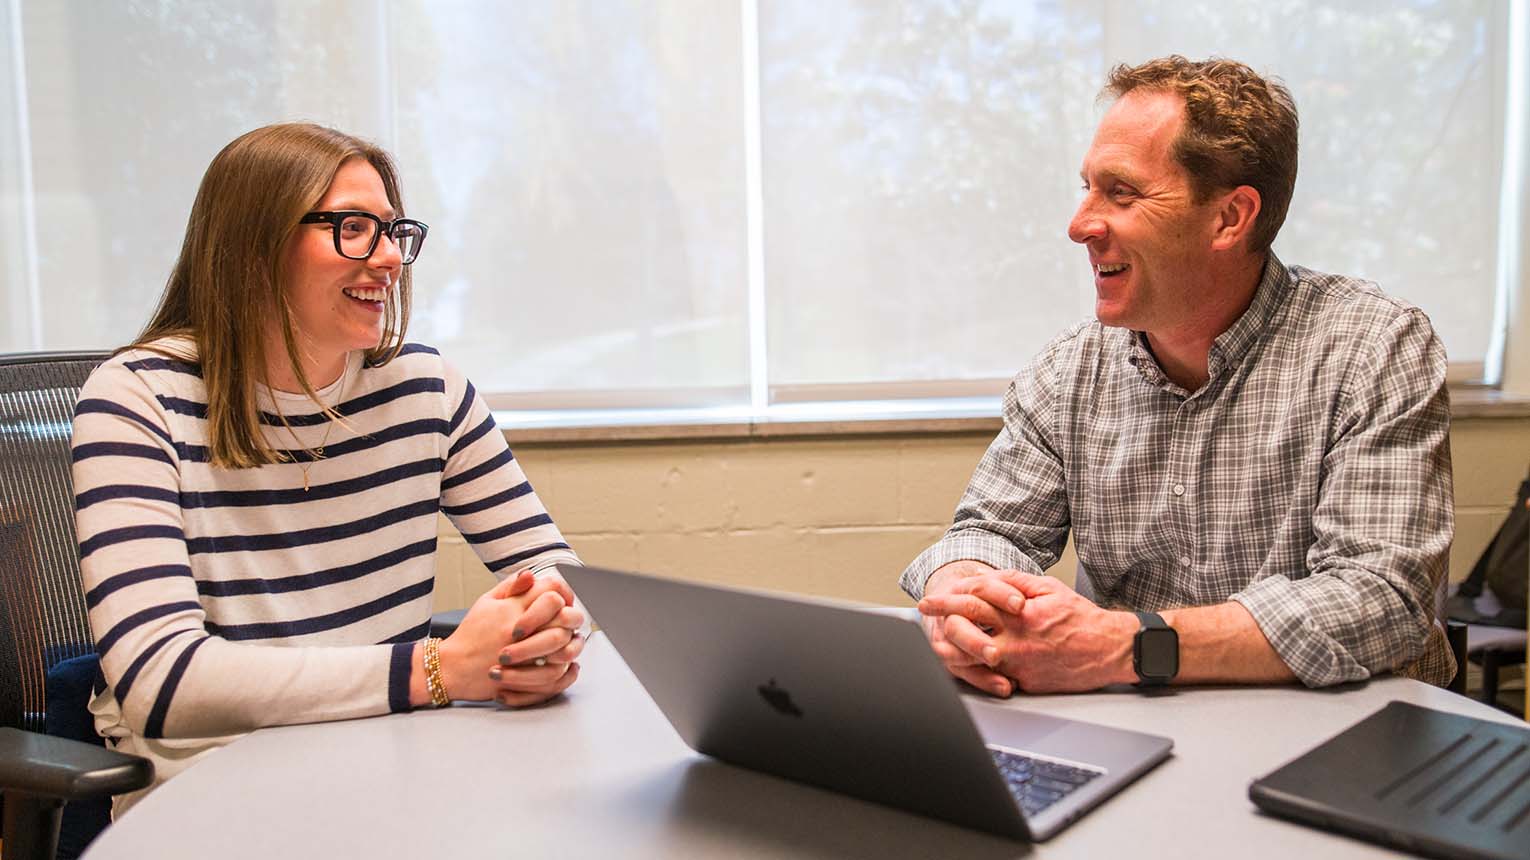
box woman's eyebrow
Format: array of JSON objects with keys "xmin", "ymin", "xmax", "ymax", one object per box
[{"xmin": 325, "ymin": 200, "xmax": 397, "ymax": 219}]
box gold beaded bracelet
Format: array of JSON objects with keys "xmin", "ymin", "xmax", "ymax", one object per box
[{"xmin": 423, "ymin": 637, "xmax": 451, "ymax": 708}]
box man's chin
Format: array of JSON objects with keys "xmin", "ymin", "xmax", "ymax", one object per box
[{"xmin": 1094, "ymin": 302, "xmax": 1135, "ymax": 329}]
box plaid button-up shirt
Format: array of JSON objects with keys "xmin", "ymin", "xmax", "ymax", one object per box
[{"xmin": 902, "ymin": 255, "xmax": 1454, "ymax": 687}]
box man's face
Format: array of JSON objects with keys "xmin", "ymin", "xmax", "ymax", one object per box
[{"xmin": 1068, "ymin": 90, "xmax": 1222, "ymax": 333}]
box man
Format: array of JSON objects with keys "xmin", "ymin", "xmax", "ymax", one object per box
[{"xmin": 903, "ymin": 56, "xmax": 1454, "ymax": 696}]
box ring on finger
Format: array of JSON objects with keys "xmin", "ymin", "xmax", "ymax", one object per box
[{"xmin": 534, "ymin": 657, "xmax": 547, "ymax": 667}]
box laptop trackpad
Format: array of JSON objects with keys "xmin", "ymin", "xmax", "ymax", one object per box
[
  {"xmin": 964, "ymin": 698, "xmax": 1076, "ymax": 749},
  {"xmin": 964, "ymin": 698, "xmax": 1168, "ymax": 774}
]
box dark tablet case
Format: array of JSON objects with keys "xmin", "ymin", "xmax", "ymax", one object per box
[{"xmin": 1249, "ymin": 700, "xmax": 1530, "ymax": 860}]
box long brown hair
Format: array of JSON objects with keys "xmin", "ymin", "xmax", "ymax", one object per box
[{"xmin": 130, "ymin": 123, "xmax": 413, "ymax": 469}]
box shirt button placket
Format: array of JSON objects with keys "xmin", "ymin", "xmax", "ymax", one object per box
[{"xmin": 1170, "ymin": 398, "xmax": 1197, "ymax": 575}]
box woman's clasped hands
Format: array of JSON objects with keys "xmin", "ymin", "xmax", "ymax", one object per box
[{"xmin": 439, "ymin": 569, "xmax": 586, "ymax": 707}]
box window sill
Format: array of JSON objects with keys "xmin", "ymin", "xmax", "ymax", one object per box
[
  {"xmin": 497, "ymin": 387, "xmax": 1530, "ymax": 446},
  {"xmin": 498, "ymin": 385, "xmax": 1530, "ymax": 443},
  {"xmin": 498, "ymin": 399, "xmax": 1003, "ymax": 445},
  {"xmin": 1451, "ymin": 388, "xmax": 1530, "ymax": 418}
]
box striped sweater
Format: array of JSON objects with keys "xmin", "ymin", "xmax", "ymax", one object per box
[{"xmin": 71, "ymin": 339, "xmax": 579, "ymax": 810}]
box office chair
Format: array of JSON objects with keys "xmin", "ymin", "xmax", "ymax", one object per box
[
  {"xmin": 0, "ymin": 352, "xmax": 152, "ymax": 860},
  {"xmin": 1447, "ymin": 579, "xmax": 1527, "ymax": 715},
  {"xmin": 1445, "ymin": 620, "xmax": 1468, "ymax": 695},
  {"xmin": 1466, "ymin": 624, "xmax": 1527, "ymax": 715}
]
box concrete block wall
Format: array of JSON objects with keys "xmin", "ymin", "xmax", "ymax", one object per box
[
  {"xmin": 1450, "ymin": 419, "xmax": 1530, "ymax": 582},
  {"xmin": 431, "ymin": 415, "xmax": 1530, "ymax": 613},
  {"xmin": 430, "ymin": 432, "xmax": 1010, "ymax": 612}
]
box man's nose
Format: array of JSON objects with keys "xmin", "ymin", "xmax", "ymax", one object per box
[{"xmin": 1068, "ymin": 199, "xmax": 1105, "ymax": 245}]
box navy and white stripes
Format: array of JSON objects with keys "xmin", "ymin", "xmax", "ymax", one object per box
[{"xmin": 73, "ymin": 338, "xmax": 577, "ymax": 809}]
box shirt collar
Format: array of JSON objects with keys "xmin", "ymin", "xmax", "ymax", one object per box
[
  {"xmin": 1123, "ymin": 252, "xmax": 1290, "ymax": 391},
  {"xmin": 1207, "ymin": 252, "xmax": 1290, "ymax": 375}
]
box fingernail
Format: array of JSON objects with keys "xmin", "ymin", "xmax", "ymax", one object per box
[
  {"xmin": 512, "ymin": 628, "xmax": 525, "ymax": 641},
  {"xmin": 1007, "ymin": 595, "xmax": 1022, "ymax": 612},
  {"xmin": 983, "ymin": 645, "xmax": 1000, "ymax": 666},
  {"xmin": 488, "ymin": 667, "xmax": 502, "ymax": 681},
  {"xmin": 498, "ymin": 653, "xmax": 513, "ymax": 666}
]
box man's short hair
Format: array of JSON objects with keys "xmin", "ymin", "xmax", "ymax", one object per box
[{"xmin": 1104, "ymin": 55, "xmax": 1298, "ymax": 253}]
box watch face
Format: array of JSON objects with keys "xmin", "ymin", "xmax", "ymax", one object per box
[{"xmin": 1136, "ymin": 628, "xmax": 1179, "ymax": 680}]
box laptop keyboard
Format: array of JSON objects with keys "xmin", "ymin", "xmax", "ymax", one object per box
[{"xmin": 989, "ymin": 746, "xmax": 1104, "ymax": 816}]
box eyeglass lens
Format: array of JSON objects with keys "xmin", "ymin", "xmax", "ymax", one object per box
[{"xmin": 337, "ymin": 214, "xmax": 425, "ymax": 264}]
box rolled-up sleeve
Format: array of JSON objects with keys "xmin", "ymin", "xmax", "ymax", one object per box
[
  {"xmin": 1230, "ymin": 308, "xmax": 1454, "ymax": 687},
  {"xmin": 900, "ymin": 342, "xmax": 1073, "ymax": 600}
]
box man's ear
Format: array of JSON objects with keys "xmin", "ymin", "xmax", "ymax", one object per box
[{"xmin": 1210, "ymin": 185, "xmax": 1262, "ymax": 252}]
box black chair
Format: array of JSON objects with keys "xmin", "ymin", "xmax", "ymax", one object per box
[
  {"xmin": 0, "ymin": 352, "xmax": 152, "ymax": 860},
  {"xmin": 429, "ymin": 609, "xmax": 468, "ymax": 639},
  {"xmin": 1446, "ymin": 619, "xmax": 1468, "ymax": 695},
  {"xmin": 1446, "ymin": 579, "xmax": 1527, "ymax": 715},
  {"xmin": 1466, "ymin": 624, "xmax": 1527, "ymax": 714}
]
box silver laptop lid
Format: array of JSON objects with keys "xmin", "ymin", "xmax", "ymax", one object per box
[{"xmin": 561, "ymin": 564, "xmax": 1043, "ymax": 838}]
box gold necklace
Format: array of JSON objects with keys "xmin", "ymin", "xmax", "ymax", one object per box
[{"xmin": 284, "ymin": 365, "xmax": 347, "ymax": 492}]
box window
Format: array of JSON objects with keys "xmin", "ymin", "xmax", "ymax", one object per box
[
  {"xmin": 0, "ymin": 0, "xmax": 1520, "ymax": 418},
  {"xmin": 762, "ymin": 0, "xmax": 1512, "ymax": 394}
]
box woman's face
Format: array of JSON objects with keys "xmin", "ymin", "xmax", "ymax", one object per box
[{"xmin": 277, "ymin": 158, "xmax": 401, "ymax": 385}]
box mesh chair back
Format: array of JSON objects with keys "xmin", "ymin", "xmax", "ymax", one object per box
[{"xmin": 0, "ymin": 352, "xmax": 109, "ymax": 734}]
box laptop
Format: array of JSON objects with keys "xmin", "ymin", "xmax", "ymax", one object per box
[
  {"xmin": 558, "ymin": 564, "xmax": 1173, "ymax": 841},
  {"xmin": 1249, "ymin": 700, "xmax": 1530, "ymax": 860}
]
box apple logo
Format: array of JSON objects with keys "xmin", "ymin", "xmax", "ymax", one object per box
[{"xmin": 757, "ymin": 678, "xmax": 803, "ymax": 717}]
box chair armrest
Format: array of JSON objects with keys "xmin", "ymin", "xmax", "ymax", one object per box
[
  {"xmin": 430, "ymin": 609, "xmax": 467, "ymax": 639},
  {"xmin": 0, "ymin": 727, "xmax": 152, "ymax": 801}
]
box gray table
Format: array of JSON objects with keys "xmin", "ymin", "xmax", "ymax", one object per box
[{"xmin": 85, "ymin": 633, "xmax": 1523, "ymax": 859}]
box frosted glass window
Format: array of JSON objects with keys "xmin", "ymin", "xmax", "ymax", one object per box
[
  {"xmin": 3, "ymin": 1, "xmax": 388, "ymax": 354},
  {"xmin": 1, "ymin": 0, "xmax": 748, "ymax": 404},
  {"xmin": 0, "ymin": 0, "xmax": 1516, "ymax": 409},
  {"xmin": 393, "ymin": 2, "xmax": 748, "ymax": 402},
  {"xmin": 1107, "ymin": 0, "xmax": 1503, "ymax": 375},
  {"xmin": 760, "ymin": 0, "xmax": 1507, "ymax": 388}
]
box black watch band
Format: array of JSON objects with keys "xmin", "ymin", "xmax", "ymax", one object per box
[{"xmin": 1132, "ymin": 610, "xmax": 1179, "ymax": 686}]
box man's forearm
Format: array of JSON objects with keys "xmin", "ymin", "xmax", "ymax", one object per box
[{"xmin": 1159, "ymin": 601, "xmax": 1295, "ymax": 685}]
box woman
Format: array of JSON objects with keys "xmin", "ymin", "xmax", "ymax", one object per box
[{"xmin": 71, "ymin": 123, "xmax": 585, "ymax": 812}]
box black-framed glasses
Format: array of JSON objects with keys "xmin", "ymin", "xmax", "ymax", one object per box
[{"xmin": 299, "ymin": 210, "xmax": 429, "ymax": 265}]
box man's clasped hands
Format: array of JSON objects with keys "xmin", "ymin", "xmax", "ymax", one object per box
[{"xmin": 918, "ymin": 561, "xmax": 1144, "ymax": 697}]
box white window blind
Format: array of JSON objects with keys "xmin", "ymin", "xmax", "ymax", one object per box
[{"xmin": 0, "ymin": 0, "xmax": 1517, "ymax": 416}]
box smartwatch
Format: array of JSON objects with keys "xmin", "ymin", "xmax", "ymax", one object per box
[{"xmin": 1132, "ymin": 611, "xmax": 1179, "ymax": 686}]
